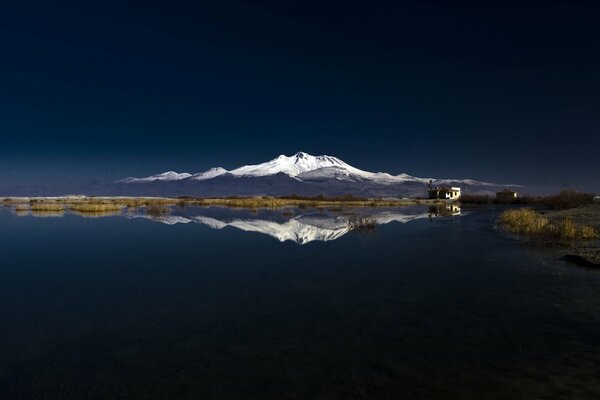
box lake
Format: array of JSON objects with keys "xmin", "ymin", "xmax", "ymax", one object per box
[{"xmin": 1, "ymin": 204, "xmax": 599, "ymax": 399}]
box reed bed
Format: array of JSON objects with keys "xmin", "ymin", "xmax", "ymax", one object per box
[
  {"xmin": 193, "ymin": 197, "xmax": 426, "ymax": 209},
  {"xmin": 30, "ymin": 203, "xmax": 65, "ymax": 212},
  {"xmin": 1, "ymin": 196, "xmax": 442, "ymax": 211},
  {"xmin": 499, "ymin": 208, "xmax": 598, "ymax": 241},
  {"xmin": 116, "ymin": 198, "xmax": 178, "ymax": 207}
]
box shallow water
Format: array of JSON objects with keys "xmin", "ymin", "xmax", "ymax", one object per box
[{"xmin": 1, "ymin": 205, "xmax": 599, "ymax": 399}]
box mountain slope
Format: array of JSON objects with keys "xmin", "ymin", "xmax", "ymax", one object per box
[{"xmin": 228, "ymin": 152, "xmax": 373, "ymax": 178}]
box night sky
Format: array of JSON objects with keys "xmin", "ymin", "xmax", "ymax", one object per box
[{"xmin": 2, "ymin": 1, "xmax": 599, "ymax": 191}]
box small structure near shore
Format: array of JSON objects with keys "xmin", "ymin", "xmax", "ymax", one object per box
[
  {"xmin": 496, "ymin": 189, "xmax": 518, "ymax": 201},
  {"xmin": 428, "ymin": 181, "xmax": 461, "ymax": 200}
]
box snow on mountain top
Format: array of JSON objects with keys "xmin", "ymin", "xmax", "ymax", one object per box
[
  {"xmin": 153, "ymin": 171, "xmax": 192, "ymax": 180},
  {"xmin": 229, "ymin": 151, "xmax": 373, "ymax": 178},
  {"xmin": 119, "ymin": 171, "xmax": 192, "ymax": 183},
  {"xmin": 190, "ymin": 167, "xmax": 228, "ymax": 181}
]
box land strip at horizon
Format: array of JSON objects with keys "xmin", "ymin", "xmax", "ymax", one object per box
[{"xmin": 0, "ymin": 195, "xmax": 449, "ymax": 209}]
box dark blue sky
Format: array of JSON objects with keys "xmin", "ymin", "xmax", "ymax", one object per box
[{"xmin": 1, "ymin": 1, "xmax": 599, "ymax": 191}]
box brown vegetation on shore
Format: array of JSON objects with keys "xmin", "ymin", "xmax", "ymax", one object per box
[
  {"xmin": 30, "ymin": 203, "xmax": 65, "ymax": 212},
  {"xmin": 0, "ymin": 195, "xmax": 445, "ymax": 210},
  {"xmin": 499, "ymin": 208, "xmax": 598, "ymax": 242},
  {"xmin": 184, "ymin": 196, "xmax": 438, "ymax": 209}
]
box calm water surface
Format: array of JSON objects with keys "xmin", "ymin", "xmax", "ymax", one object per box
[{"xmin": 0, "ymin": 205, "xmax": 599, "ymax": 399}]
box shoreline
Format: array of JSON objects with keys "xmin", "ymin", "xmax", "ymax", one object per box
[
  {"xmin": 545, "ymin": 205, "xmax": 600, "ymax": 267},
  {"xmin": 0, "ymin": 195, "xmax": 450, "ymax": 209},
  {"xmin": 500, "ymin": 204, "xmax": 600, "ymax": 268}
]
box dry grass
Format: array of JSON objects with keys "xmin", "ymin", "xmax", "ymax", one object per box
[
  {"xmin": 579, "ymin": 225, "xmax": 598, "ymax": 239},
  {"xmin": 280, "ymin": 194, "xmax": 368, "ymax": 201},
  {"xmin": 500, "ymin": 208, "xmax": 598, "ymax": 242},
  {"xmin": 500, "ymin": 209, "xmax": 550, "ymax": 234},
  {"xmin": 124, "ymin": 198, "xmax": 147, "ymax": 208},
  {"xmin": 191, "ymin": 196, "xmax": 432, "ymax": 209},
  {"xmin": 1, "ymin": 196, "xmax": 442, "ymax": 212},
  {"xmin": 119, "ymin": 198, "xmax": 178, "ymax": 208},
  {"xmin": 30, "ymin": 203, "xmax": 65, "ymax": 212}
]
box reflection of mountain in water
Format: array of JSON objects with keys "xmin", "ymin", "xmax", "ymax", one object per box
[
  {"xmin": 128, "ymin": 214, "xmax": 193, "ymax": 225},
  {"xmin": 193, "ymin": 215, "xmax": 354, "ymax": 244},
  {"xmin": 129, "ymin": 206, "xmax": 460, "ymax": 244}
]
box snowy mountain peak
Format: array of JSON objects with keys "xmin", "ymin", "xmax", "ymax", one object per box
[
  {"xmin": 159, "ymin": 171, "xmax": 192, "ymax": 179},
  {"xmin": 119, "ymin": 171, "xmax": 192, "ymax": 183},
  {"xmin": 230, "ymin": 152, "xmax": 371, "ymax": 178},
  {"xmin": 191, "ymin": 167, "xmax": 228, "ymax": 181}
]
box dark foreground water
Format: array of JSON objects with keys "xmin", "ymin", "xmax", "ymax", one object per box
[{"xmin": 0, "ymin": 205, "xmax": 599, "ymax": 399}]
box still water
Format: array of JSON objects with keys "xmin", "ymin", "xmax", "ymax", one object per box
[{"xmin": 1, "ymin": 205, "xmax": 599, "ymax": 399}]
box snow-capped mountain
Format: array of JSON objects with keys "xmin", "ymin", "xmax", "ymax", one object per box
[
  {"xmin": 119, "ymin": 171, "xmax": 192, "ymax": 183},
  {"xmin": 190, "ymin": 167, "xmax": 228, "ymax": 181},
  {"xmin": 105, "ymin": 152, "xmax": 517, "ymax": 198},
  {"xmin": 119, "ymin": 152, "xmax": 484, "ymax": 185},
  {"xmin": 229, "ymin": 152, "xmax": 372, "ymax": 179}
]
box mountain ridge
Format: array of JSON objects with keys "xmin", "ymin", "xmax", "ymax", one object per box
[
  {"xmin": 119, "ymin": 151, "xmax": 505, "ymax": 186},
  {"xmin": 105, "ymin": 152, "xmax": 519, "ymax": 198}
]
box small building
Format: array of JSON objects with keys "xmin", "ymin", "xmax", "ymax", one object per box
[
  {"xmin": 594, "ymin": 195, "xmax": 600, "ymax": 203},
  {"xmin": 496, "ymin": 189, "xmax": 518, "ymax": 201},
  {"xmin": 428, "ymin": 186, "xmax": 461, "ymax": 200}
]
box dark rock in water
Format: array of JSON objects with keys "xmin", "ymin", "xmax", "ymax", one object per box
[{"xmin": 562, "ymin": 249, "xmax": 600, "ymax": 268}]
